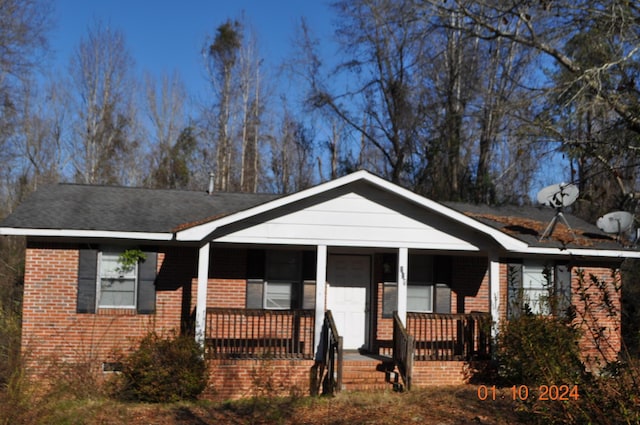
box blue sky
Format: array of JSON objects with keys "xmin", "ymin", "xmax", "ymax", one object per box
[{"xmin": 50, "ymin": 0, "xmax": 336, "ymax": 98}]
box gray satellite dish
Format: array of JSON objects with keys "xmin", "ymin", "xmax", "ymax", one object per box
[
  {"xmin": 597, "ymin": 211, "xmax": 634, "ymax": 235},
  {"xmin": 537, "ymin": 183, "xmax": 579, "ymax": 208},
  {"xmin": 536, "ymin": 183, "xmax": 579, "ymax": 241}
]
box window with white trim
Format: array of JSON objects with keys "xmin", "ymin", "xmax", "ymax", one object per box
[
  {"xmin": 245, "ymin": 249, "xmax": 316, "ymax": 310},
  {"xmin": 407, "ymin": 255, "xmax": 434, "ymax": 313},
  {"xmin": 98, "ymin": 249, "xmax": 138, "ymax": 308},
  {"xmin": 77, "ymin": 247, "xmax": 156, "ymax": 314},
  {"xmin": 383, "ymin": 254, "xmax": 452, "ymax": 317},
  {"xmin": 508, "ymin": 260, "xmax": 571, "ymax": 317},
  {"xmin": 264, "ymin": 250, "xmax": 298, "ymax": 310}
]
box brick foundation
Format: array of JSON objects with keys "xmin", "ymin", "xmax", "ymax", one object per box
[
  {"xmin": 411, "ymin": 361, "xmax": 477, "ymax": 387},
  {"xmin": 204, "ymin": 359, "xmax": 315, "ymax": 400}
]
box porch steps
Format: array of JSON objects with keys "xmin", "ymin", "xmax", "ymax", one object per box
[{"xmin": 341, "ymin": 357, "xmax": 400, "ymax": 392}]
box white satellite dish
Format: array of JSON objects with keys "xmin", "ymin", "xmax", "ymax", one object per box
[
  {"xmin": 537, "ymin": 183, "xmax": 579, "ymax": 208},
  {"xmin": 596, "ymin": 211, "xmax": 634, "ymax": 234},
  {"xmin": 536, "ymin": 182, "xmax": 579, "ymax": 241}
]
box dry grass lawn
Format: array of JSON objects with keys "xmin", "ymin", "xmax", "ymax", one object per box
[{"xmin": 39, "ymin": 386, "xmax": 528, "ymax": 425}]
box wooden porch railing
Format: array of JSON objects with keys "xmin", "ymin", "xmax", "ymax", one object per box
[
  {"xmin": 393, "ymin": 312, "xmax": 414, "ymax": 390},
  {"xmin": 311, "ymin": 310, "xmax": 343, "ymax": 395},
  {"xmin": 205, "ymin": 308, "xmax": 315, "ymax": 359},
  {"xmin": 406, "ymin": 312, "xmax": 491, "ymax": 361}
]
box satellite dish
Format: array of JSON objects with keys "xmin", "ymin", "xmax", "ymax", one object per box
[
  {"xmin": 537, "ymin": 183, "xmax": 579, "ymax": 208},
  {"xmin": 596, "ymin": 211, "xmax": 634, "ymax": 234},
  {"xmin": 536, "ymin": 182, "xmax": 579, "ymax": 241}
]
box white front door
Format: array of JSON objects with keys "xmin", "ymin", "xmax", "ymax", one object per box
[{"xmin": 326, "ymin": 255, "xmax": 370, "ymax": 350}]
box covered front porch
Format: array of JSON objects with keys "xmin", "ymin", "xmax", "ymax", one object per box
[
  {"xmin": 195, "ymin": 244, "xmax": 494, "ymax": 394},
  {"xmin": 174, "ymin": 174, "xmax": 505, "ymax": 396},
  {"xmin": 202, "ymin": 305, "xmax": 491, "ymax": 393}
]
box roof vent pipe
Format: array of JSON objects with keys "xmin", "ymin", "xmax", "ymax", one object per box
[{"xmin": 208, "ymin": 172, "xmax": 214, "ymax": 195}]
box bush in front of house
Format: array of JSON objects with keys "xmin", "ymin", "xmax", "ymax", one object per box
[
  {"xmin": 116, "ymin": 332, "xmax": 207, "ymax": 403},
  {"xmin": 496, "ymin": 313, "xmax": 585, "ymax": 386}
]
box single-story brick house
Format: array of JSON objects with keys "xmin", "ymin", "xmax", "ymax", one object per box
[{"xmin": 1, "ymin": 170, "xmax": 637, "ymax": 399}]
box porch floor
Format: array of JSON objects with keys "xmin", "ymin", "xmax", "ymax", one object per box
[{"xmin": 342, "ymin": 350, "xmax": 392, "ymax": 362}]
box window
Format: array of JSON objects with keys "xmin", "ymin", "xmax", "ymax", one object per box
[
  {"xmin": 246, "ymin": 249, "xmax": 316, "ymax": 310},
  {"xmin": 76, "ymin": 247, "xmax": 157, "ymax": 314},
  {"xmin": 382, "ymin": 254, "xmax": 452, "ymax": 317},
  {"xmin": 508, "ymin": 261, "xmax": 571, "ymax": 318},
  {"xmin": 407, "ymin": 255, "xmax": 433, "ymax": 313},
  {"xmin": 98, "ymin": 249, "xmax": 137, "ymax": 308}
]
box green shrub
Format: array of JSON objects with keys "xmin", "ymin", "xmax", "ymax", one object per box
[
  {"xmin": 116, "ymin": 332, "xmax": 207, "ymax": 403},
  {"xmin": 496, "ymin": 314, "xmax": 585, "ymax": 386}
]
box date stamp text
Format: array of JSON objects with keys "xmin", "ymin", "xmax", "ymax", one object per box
[{"xmin": 477, "ymin": 385, "xmax": 579, "ymax": 401}]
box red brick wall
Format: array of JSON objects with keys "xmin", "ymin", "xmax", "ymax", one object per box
[
  {"xmin": 571, "ymin": 266, "xmax": 622, "ymax": 368},
  {"xmin": 21, "ymin": 244, "xmax": 275, "ymax": 376},
  {"xmin": 21, "ymin": 242, "xmax": 624, "ymax": 393},
  {"xmin": 411, "ymin": 361, "xmax": 477, "ymax": 387},
  {"xmin": 497, "ymin": 262, "xmax": 622, "ymax": 368},
  {"xmin": 22, "ymin": 243, "xmax": 190, "ymax": 376},
  {"xmin": 204, "ymin": 359, "xmax": 482, "ymax": 398},
  {"xmin": 208, "ymin": 248, "xmax": 247, "ymax": 308},
  {"xmin": 452, "ymin": 256, "xmax": 489, "ymax": 313},
  {"xmin": 205, "ymin": 359, "xmax": 315, "ymax": 400}
]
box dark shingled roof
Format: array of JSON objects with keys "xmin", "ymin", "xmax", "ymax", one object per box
[
  {"xmin": 1, "ymin": 183, "xmax": 628, "ymax": 252},
  {"xmin": 0, "ymin": 184, "xmax": 280, "ymax": 233}
]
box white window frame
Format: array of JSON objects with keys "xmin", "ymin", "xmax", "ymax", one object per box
[
  {"xmin": 264, "ymin": 250, "xmax": 300, "ymax": 310},
  {"xmin": 518, "ymin": 260, "xmax": 571, "ymax": 316},
  {"xmin": 97, "ymin": 249, "xmax": 138, "ymax": 309},
  {"xmin": 264, "ymin": 281, "xmax": 293, "ymax": 310},
  {"xmin": 406, "ymin": 283, "xmax": 434, "ymax": 313},
  {"xmin": 407, "ymin": 254, "xmax": 434, "ymax": 313}
]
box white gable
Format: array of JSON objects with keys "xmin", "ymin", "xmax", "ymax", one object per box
[{"xmin": 211, "ymin": 184, "xmax": 490, "ymax": 250}]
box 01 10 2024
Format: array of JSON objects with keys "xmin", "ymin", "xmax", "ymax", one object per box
[{"xmin": 477, "ymin": 384, "xmax": 579, "ymax": 401}]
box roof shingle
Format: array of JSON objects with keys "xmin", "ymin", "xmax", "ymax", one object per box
[{"xmin": 0, "ymin": 184, "xmax": 280, "ymax": 233}]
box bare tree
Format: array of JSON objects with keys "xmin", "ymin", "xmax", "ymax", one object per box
[
  {"xmin": 202, "ymin": 17, "xmax": 269, "ymax": 193},
  {"xmin": 237, "ymin": 27, "xmax": 265, "ymax": 193},
  {"xmin": 204, "ymin": 20, "xmax": 242, "ymax": 191},
  {"xmin": 0, "ymin": 0, "xmax": 52, "ymax": 213},
  {"xmin": 426, "ymin": 0, "xmax": 640, "ymax": 210},
  {"xmin": 267, "ymin": 107, "xmax": 315, "ymax": 194},
  {"xmin": 143, "ymin": 71, "xmax": 196, "ymax": 189},
  {"xmin": 67, "ymin": 21, "xmax": 140, "ymax": 185},
  {"xmin": 15, "ymin": 80, "xmax": 65, "ymax": 189},
  {"xmin": 309, "ymin": 0, "xmax": 432, "ymax": 186}
]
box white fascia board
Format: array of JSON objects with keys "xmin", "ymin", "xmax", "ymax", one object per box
[
  {"xmin": 175, "ymin": 170, "xmax": 529, "ymax": 250},
  {"xmin": 366, "ymin": 178, "xmax": 529, "ymax": 250},
  {"xmin": 0, "ymin": 227, "xmax": 174, "ymax": 241},
  {"xmin": 512, "ymin": 246, "xmax": 640, "ymax": 259}
]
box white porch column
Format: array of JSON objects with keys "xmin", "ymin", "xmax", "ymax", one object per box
[
  {"xmin": 314, "ymin": 245, "xmax": 327, "ymax": 357},
  {"xmin": 489, "ymin": 254, "xmax": 501, "ymax": 339},
  {"xmin": 397, "ymin": 247, "xmax": 408, "ymax": 325},
  {"xmin": 195, "ymin": 242, "xmax": 211, "ymax": 347}
]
